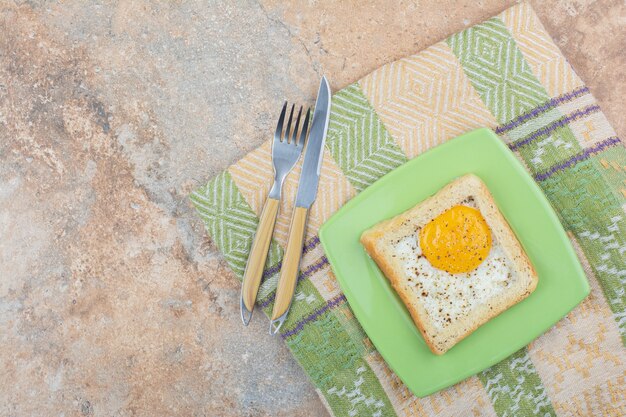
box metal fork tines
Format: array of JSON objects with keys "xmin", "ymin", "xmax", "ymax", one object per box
[
  {"xmin": 240, "ymin": 102, "xmax": 310, "ymax": 325},
  {"xmin": 269, "ymin": 103, "xmax": 310, "ymax": 198}
]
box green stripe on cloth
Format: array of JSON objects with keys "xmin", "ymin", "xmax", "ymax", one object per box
[
  {"xmin": 447, "ymin": 18, "xmax": 583, "ymax": 178},
  {"xmin": 260, "ymin": 276, "xmax": 326, "ymax": 326},
  {"xmin": 479, "ymin": 348, "xmax": 556, "ymax": 417},
  {"xmin": 446, "ymin": 18, "xmax": 548, "ymax": 124},
  {"xmin": 190, "ymin": 171, "xmax": 283, "ymax": 279},
  {"xmin": 540, "ymin": 158, "xmax": 626, "ymax": 343},
  {"xmin": 326, "ymin": 83, "xmax": 408, "ymax": 192},
  {"xmin": 591, "ymin": 144, "xmax": 626, "ymax": 204},
  {"xmin": 513, "ymin": 125, "xmax": 582, "ymax": 174},
  {"xmin": 286, "ymin": 307, "xmax": 395, "ymax": 417},
  {"xmin": 450, "ymin": 16, "xmax": 626, "ymax": 345}
]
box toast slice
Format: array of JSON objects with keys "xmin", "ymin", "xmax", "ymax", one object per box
[{"xmin": 360, "ymin": 174, "xmax": 537, "ymax": 355}]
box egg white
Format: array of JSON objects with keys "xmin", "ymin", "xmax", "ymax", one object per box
[{"xmin": 393, "ymin": 230, "xmax": 512, "ymax": 330}]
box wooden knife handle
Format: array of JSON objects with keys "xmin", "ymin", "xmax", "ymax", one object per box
[
  {"xmin": 271, "ymin": 206, "xmax": 308, "ymax": 321},
  {"xmin": 241, "ymin": 198, "xmax": 280, "ymax": 313}
]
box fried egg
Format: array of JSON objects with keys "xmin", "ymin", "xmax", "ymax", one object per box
[
  {"xmin": 393, "ymin": 204, "xmax": 513, "ymax": 329},
  {"xmin": 420, "ymin": 205, "xmax": 492, "ymax": 274}
]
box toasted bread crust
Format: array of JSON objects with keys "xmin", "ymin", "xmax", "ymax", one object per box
[
  {"xmin": 360, "ymin": 174, "xmax": 538, "ymax": 355},
  {"xmin": 361, "ymin": 231, "xmax": 442, "ymax": 354}
]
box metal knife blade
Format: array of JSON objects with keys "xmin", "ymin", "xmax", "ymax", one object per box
[{"xmin": 294, "ymin": 76, "xmax": 332, "ymax": 208}]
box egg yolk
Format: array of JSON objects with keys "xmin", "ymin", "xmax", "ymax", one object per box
[{"xmin": 419, "ymin": 205, "xmax": 491, "ymax": 274}]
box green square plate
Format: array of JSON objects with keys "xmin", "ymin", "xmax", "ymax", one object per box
[{"xmin": 318, "ymin": 128, "xmax": 589, "ymax": 397}]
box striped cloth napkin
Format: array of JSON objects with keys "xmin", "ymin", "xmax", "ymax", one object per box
[{"xmin": 191, "ymin": 3, "xmax": 626, "ymax": 416}]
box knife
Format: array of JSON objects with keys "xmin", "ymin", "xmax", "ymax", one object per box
[{"xmin": 269, "ymin": 76, "xmax": 332, "ymax": 334}]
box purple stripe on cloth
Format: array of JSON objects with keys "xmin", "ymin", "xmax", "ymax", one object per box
[
  {"xmin": 259, "ymin": 255, "xmax": 330, "ymax": 308},
  {"xmin": 303, "ymin": 235, "xmax": 321, "ymax": 253},
  {"xmin": 261, "ymin": 262, "xmax": 282, "ymax": 281},
  {"xmin": 534, "ymin": 137, "xmax": 622, "ymax": 181},
  {"xmin": 281, "ymin": 294, "xmax": 348, "ymax": 339},
  {"xmin": 495, "ymin": 86, "xmax": 589, "ymax": 135},
  {"xmin": 509, "ymin": 105, "xmax": 601, "ymax": 151},
  {"xmin": 261, "ymin": 236, "xmax": 321, "ymax": 281}
]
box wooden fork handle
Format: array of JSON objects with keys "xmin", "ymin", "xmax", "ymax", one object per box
[
  {"xmin": 271, "ymin": 206, "xmax": 308, "ymax": 322},
  {"xmin": 241, "ymin": 198, "xmax": 280, "ymax": 318}
]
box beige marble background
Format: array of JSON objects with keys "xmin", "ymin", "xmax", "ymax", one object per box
[{"xmin": 0, "ymin": 1, "xmax": 623, "ymax": 416}]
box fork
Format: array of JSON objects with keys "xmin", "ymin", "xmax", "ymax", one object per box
[{"xmin": 240, "ymin": 102, "xmax": 310, "ymax": 325}]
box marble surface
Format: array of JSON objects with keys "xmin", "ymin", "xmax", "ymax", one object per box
[{"xmin": 0, "ymin": 1, "xmax": 623, "ymax": 415}]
